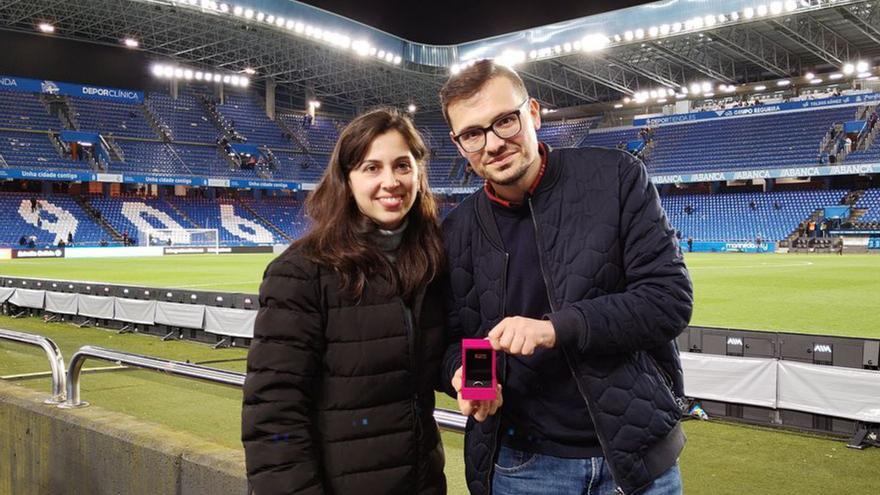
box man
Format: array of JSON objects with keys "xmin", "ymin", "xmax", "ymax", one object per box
[{"xmin": 439, "ymin": 60, "xmax": 693, "ymax": 495}]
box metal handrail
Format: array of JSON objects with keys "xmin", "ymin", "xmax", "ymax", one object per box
[
  {"xmin": 57, "ymin": 345, "xmax": 469, "ymax": 432},
  {"xmin": 59, "ymin": 345, "xmax": 245, "ymax": 409},
  {"xmin": 0, "ymin": 328, "xmax": 66, "ymax": 404}
]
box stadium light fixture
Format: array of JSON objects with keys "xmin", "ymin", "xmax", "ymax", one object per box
[
  {"xmin": 624, "ymin": 30, "xmax": 634, "ymax": 41},
  {"xmin": 829, "ymin": 73, "xmax": 843, "ymax": 80},
  {"xmin": 754, "ymin": 85, "xmax": 767, "ymax": 91},
  {"xmin": 265, "ymin": 15, "xmax": 274, "ymax": 24},
  {"xmin": 843, "ymin": 63, "xmax": 855, "ymax": 75},
  {"xmin": 308, "ymin": 100, "xmax": 321, "ymax": 109},
  {"xmin": 123, "ymin": 38, "xmax": 139, "ymax": 48},
  {"xmin": 730, "ymin": 11, "xmax": 740, "ymax": 21},
  {"xmin": 770, "ymin": 2, "xmax": 783, "ymax": 15},
  {"xmin": 582, "ymin": 34, "xmax": 610, "ymax": 52},
  {"xmin": 407, "ymin": 104, "xmax": 417, "ymax": 113},
  {"xmin": 805, "ymin": 72, "xmax": 815, "ymax": 80},
  {"xmin": 634, "ymin": 28, "xmax": 645, "ymax": 40},
  {"xmin": 703, "ymin": 92, "xmax": 714, "ymax": 98},
  {"xmin": 689, "ymin": 82, "xmax": 702, "ymax": 94},
  {"xmin": 38, "ymin": 22, "xmax": 55, "ymax": 33},
  {"xmin": 660, "ymin": 24, "xmax": 670, "ymax": 35},
  {"xmin": 784, "ymin": 0, "xmax": 798, "ymax": 12},
  {"xmin": 857, "ymin": 72, "xmax": 873, "ymax": 79},
  {"xmin": 218, "ymin": 3, "xmax": 229, "ymax": 13},
  {"xmin": 743, "ymin": 7, "xmax": 755, "ymax": 19},
  {"xmin": 675, "ymin": 93, "xmax": 687, "ymax": 99},
  {"xmin": 195, "ymin": 71, "xmax": 204, "ymax": 80},
  {"xmin": 810, "ymin": 78, "xmax": 823, "ymax": 84},
  {"xmin": 243, "ymin": 67, "xmax": 256, "ymax": 75},
  {"xmin": 233, "ymin": 5, "xmax": 242, "ymax": 16},
  {"xmin": 648, "ymin": 26, "xmax": 659, "ymax": 37},
  {"xmin": 701, "ymin": 81, "xmax": 713, "ymax": 93},
  {"xmin": 657, "ymin": 98, "xmax": 667, "ymax": 103},
  {"xmin": 244, "ymin": 8, "xmax": 253, "ymax": 19},
  {"xmin": 856, "ymin": 61, "xmax": 870, "ymax": 73},
  {"xmin": 672, "ymin": 22, "xmax": 682, "ymax": 33},
  {"xmin": 255, "ymin": 12, "xmax": 265, "ymax": 22},
  {"xmin": 183, "ymin": 69, "xmax": 193, "ymax": 80},
  {"xmin": 151, "ymin": 64, "xmax": 164, "ymax": 78},
  {"xmin": 613, "ymin": 103, "xmax": 623, "ymax": 108},
  {"xmin": 623, "ymin": 97, "xmax": 631, "ymax": 103},
  {"xmin": 704, "ymin": 15, "xmax": 716, "ymax": 27},
  {"xmin": 756, "ymin": 5, "xmax": 769, "ymax": 17},
  {"xmin": 777, "ymin": 79, "xmax": 791, "ymax": 86}
]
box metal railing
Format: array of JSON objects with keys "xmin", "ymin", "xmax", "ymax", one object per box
[
  {"xmin": 59, "ymin": 345, "xmax": 244, "ymax": 408},
  {"xmin": 0, "ymin": 329, "xmax": 66, "ymax": 404},
  {"xmin": 56, "ymin": 345, "xmax": 468, "ymax": 432}
]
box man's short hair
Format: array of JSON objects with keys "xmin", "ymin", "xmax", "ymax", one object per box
[{"xmin": 439, "ymin": 59, "xmax": 529, "ymax": 126}]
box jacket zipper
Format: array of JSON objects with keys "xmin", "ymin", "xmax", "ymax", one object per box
[
  {"xmin": 402, "ymin": 301, "xmax": 423, "ymax": 484},
  {"xmin": 645, "ymin": 352, "xmax": 674, "ymax": 391},
  {"xmin": 482, "ymin": 252, "xmax": 508, "ymax": 494},
  {"xmin": 527, "ymin": 197, "xmax": 630, "ymax": 494}
]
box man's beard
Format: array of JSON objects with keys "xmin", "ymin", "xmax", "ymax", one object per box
[{"xmin": 483, "ymin": 146, "xmax": 530, "ymax": 186}]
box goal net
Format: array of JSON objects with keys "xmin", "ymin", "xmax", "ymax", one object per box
[{"xmin": 141, "ymin": 228, "xmax": 220, "ymax": 252}]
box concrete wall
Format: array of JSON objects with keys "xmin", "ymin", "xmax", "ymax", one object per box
[{"xmin": 0, "ymin": 381, "xmax": 247, "ymax": 494}]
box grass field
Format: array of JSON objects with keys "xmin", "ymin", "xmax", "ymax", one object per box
[
  {"xmin": 1, "ymin": 252, "xmax": 878, "ymax": 337},
  {"xmin": 1, "ymin": 252, "xmax": 879, "ymax": 493}
]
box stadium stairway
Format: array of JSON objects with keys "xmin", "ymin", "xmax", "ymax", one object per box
[
  {"xmin": 74, "ymin": 195, "xmax": 122, "ymax": 242},
  {"xmin": 239, "ymin": 201, "xmax": 292, "ymax": 242}
]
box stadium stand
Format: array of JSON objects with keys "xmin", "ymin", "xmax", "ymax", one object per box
[
  {"xmin": 69, "ymin": 97, "xmax": 157, "ymax": 140},
  {"xmin": 662, "ymin": 189, "xmax": 847, "ymax": 241},
  {"xmin": 1, "ymin": 192, "xmax": 109, "ymax": 247},
  {"xmin": 146, "ymin": 90, "xmax": 219, "ymax": 143},
  {"xmin": 0, "ymin": 92, "xmax": 65, "ymax": 131},
  {"xmin": 0, "ymin": 131, "xmax": 86, "ymax": 171},
  {"xmin": 165, "ymin": 197, "xmax": 285, "ymax": 245},
  {"xmin": 87, "ymin": 195, "xmax": 196, "ymax": 243},
  {"xmin": 239, "ymin": 196, "xmax": 306, "ymax": 240},
  {"xmin": 855, "ymin": 188, "xmax": 880, "ymax": 223},
  {"xmin": 216, "ymin": 91, "xmax": 290, "ymax": 149},
  {"xmin": 537, "ymin": 117, "xmax": 599, "ymax": 148}
]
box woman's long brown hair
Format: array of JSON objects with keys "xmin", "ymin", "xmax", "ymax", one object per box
[{"xmin": 293, "ymin": 107, "xmax": 445, "ymax": 300}]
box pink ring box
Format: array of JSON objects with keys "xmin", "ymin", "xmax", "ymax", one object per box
[{"xmin": 461, "ymin": 339, "xmax": 497, "ymax": 400}]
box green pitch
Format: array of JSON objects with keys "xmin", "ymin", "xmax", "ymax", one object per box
[{"xmin": 2, "ymin": 252, "xmax": 878, "ymax": 337}]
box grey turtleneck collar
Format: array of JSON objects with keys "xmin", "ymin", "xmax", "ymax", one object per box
[{"xmin": 371, "ymin": 218, "xmax": 408, "ymax": 262}]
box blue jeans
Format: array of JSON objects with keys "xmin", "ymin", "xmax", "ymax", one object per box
[{"xmin": 492, "ymin": 445, "xmax": 682, "ymax": 495}]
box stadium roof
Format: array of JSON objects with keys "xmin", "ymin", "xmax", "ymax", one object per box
[{"xmin": 2, "ymin": 0, "xmax": 880, "ymax": 114}]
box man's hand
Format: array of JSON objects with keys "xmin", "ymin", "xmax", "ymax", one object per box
[
  {"xmin": 451, "ymin": 366, "xmax": 502, "ymax": 422},
  {"xmin": 487, "ymin": 316, "xmax": 556, "ymax": 356}
]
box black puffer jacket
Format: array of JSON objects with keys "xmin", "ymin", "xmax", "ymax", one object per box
[
  {"xmin": 441, "ymin": 146, "xmax": 693, "ymax": 495},
  {"xmin": 243, "ymin": 248, "xmax": 447, "ymax": 494}
]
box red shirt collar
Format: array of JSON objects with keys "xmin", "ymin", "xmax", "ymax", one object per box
[{"xmin": 484, "ymin": 142, "xmax": 548, "ymax": 208}]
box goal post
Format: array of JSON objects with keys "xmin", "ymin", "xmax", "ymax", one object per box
[{"xmin": 141, "ymin": 228, "xmax": 220, "ymax": 253}]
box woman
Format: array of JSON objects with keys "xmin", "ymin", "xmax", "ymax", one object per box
[{"xmin": 242, "ymin": 108, "xmax": 447, "ymax": 494}]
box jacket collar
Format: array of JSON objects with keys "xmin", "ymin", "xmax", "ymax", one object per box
[{"xmin": 475, "ymin": 143, "xmax": 560, "ymax": 251}]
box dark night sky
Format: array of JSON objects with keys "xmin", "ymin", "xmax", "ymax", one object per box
[{"xmin": 300, "ymin": 0, "xmax": 658, "ymax": 44}]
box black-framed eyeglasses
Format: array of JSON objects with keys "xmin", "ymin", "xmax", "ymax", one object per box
[{"xmin": 452, "ymin": 98, "xmax": 529, "ymax": 153}]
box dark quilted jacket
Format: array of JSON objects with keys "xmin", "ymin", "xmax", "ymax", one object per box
[
  {"xmin": 243, "ymin": 248, "xmax": 447, "ymax": 494},
  {"xmin": 440, "ymin": 146, "xmax": 693, "ymax": 495}
]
